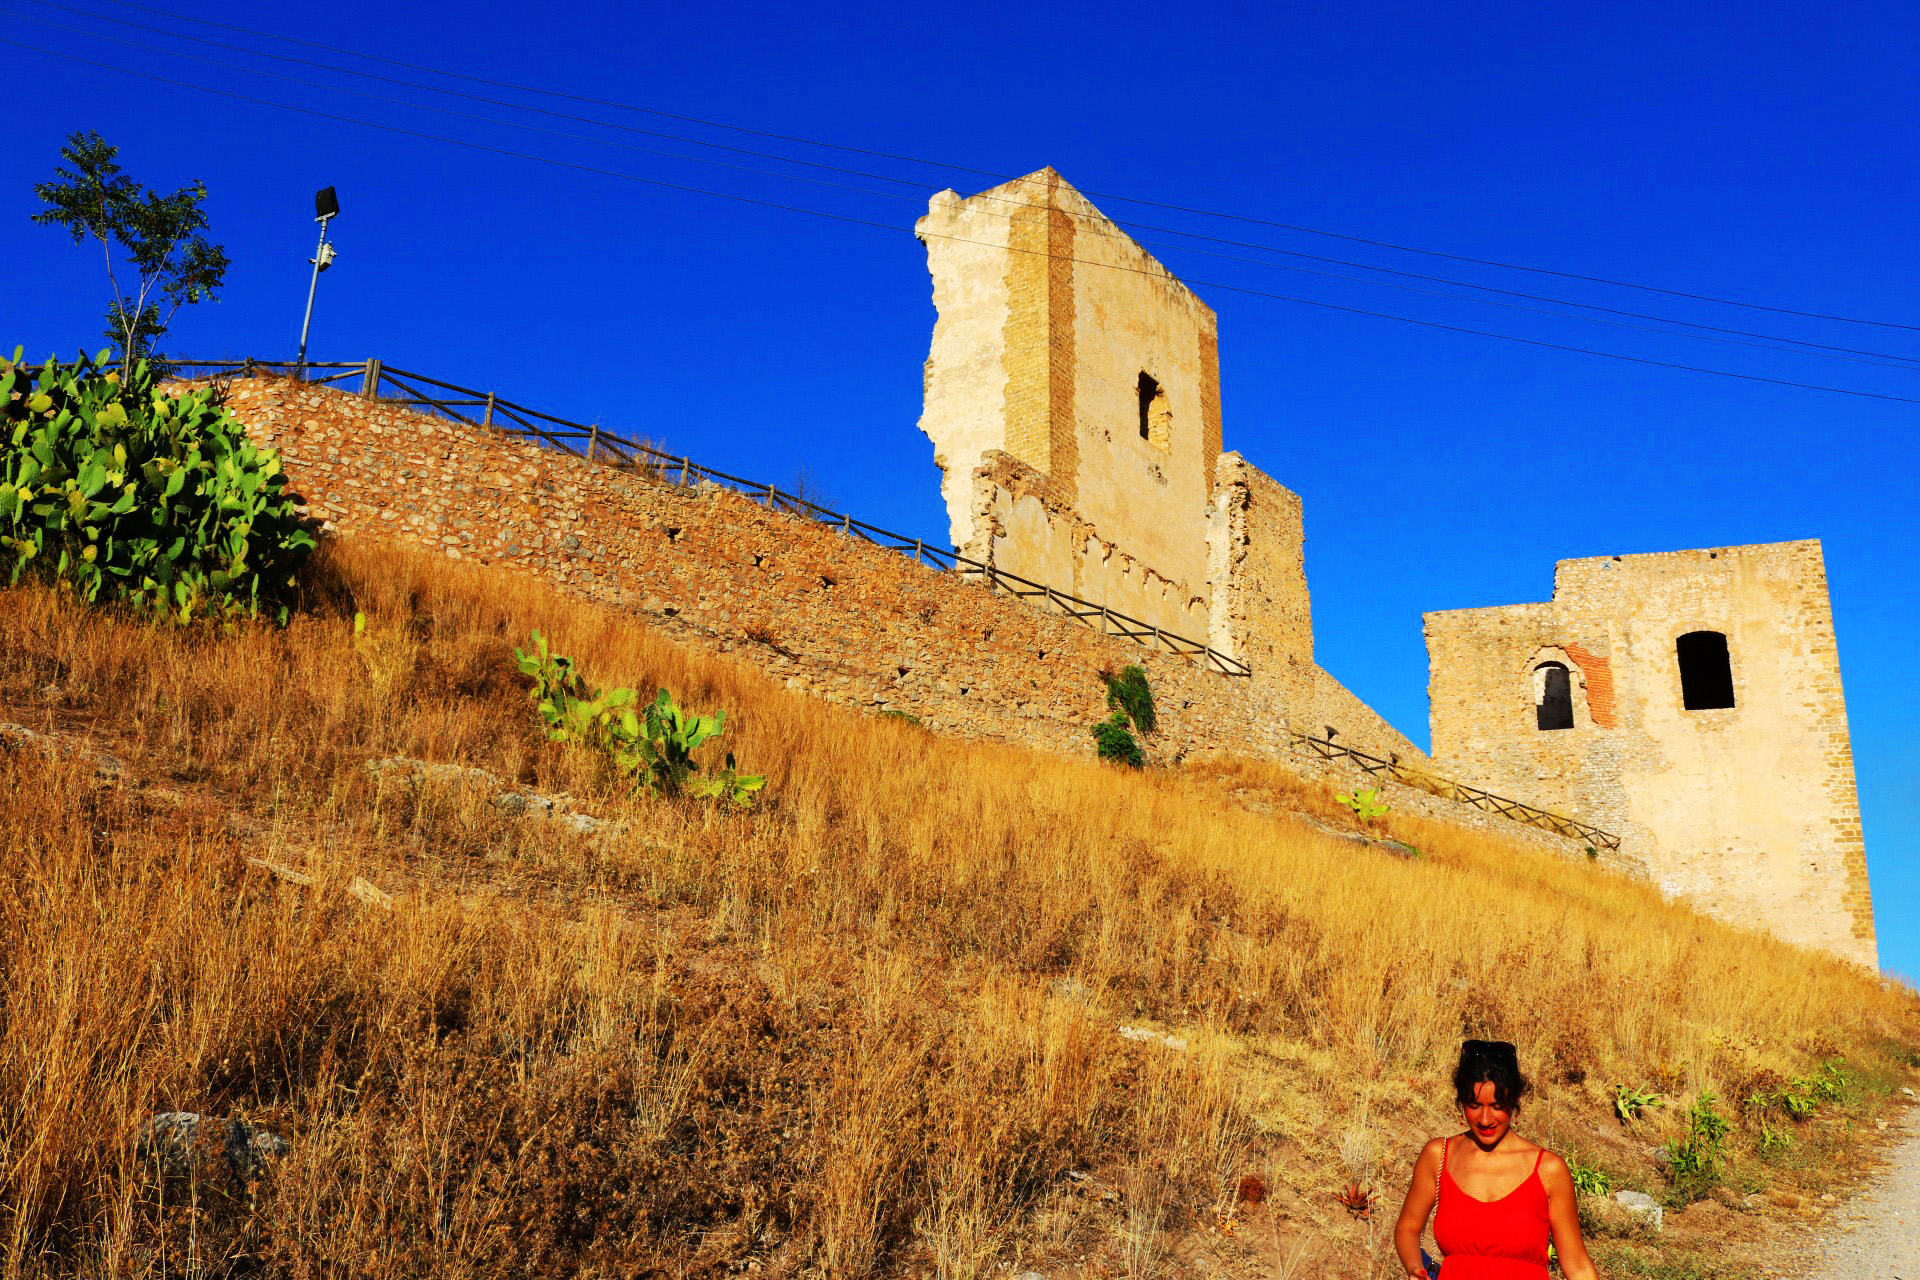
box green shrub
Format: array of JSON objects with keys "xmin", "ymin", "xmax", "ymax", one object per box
[
  {"xmin": 514, "ymin": 630, "xmax": 765, "ymax": 807},
  {"xmin": 1092, "ymin": 710, "xmax": 1143, "ymax": 768},
  {"xmin": 1337, "ymin": 785, "xmax": 1390, "ymax": 821},
  {"xmin": 1101, "ymin": 663, "xmax": 1156, "ymax": 735},
  {"xmin": 1, "ymin": 348, "xmax": 313, "ymax": 622},
  {"xmin": 878, "ymin": 708, "xmax": 923, "ymax": 727}
]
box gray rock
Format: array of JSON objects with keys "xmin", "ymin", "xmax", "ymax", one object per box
[
  {"xmin": 1117, "ymin": 1025, "xmax": 1189, "ymax": 1052},
  {"xmin": 1614, "ymin": 1190, "xmax": 1664, "ymax": 1232},
  {"xmin": 138, "ymin": 1112, "xmax": 289, "ymax": 1187},
  {"xmin": 373, "ymin": 756, "xmax": 614, "ymax": 836}
]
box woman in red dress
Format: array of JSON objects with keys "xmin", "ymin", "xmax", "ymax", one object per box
[{"xmin": 1391, "ymin": 1040, "xmax": 1600, "ymax": 1280}]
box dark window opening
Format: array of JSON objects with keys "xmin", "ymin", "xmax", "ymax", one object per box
[
  {"xmin": 1535, "ymin": 662, "xmax": 1574, "ymax": 731},
  {"xmin": 1136, "ymin": 371, "xmax": 1170, "ymax": 449},
  {"xmin": 1676, "ymin": 631, "xmax": 1735, "ymax": 709}
]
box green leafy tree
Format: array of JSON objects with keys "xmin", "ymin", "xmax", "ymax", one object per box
[{"xmin": 31, "ymin": 131, "xmax": 230, "ymax": 374}]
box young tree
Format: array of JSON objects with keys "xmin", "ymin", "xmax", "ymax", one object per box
[{"xmin": 31, "ymin": 130, "xmax": 230, "ymax": 373}]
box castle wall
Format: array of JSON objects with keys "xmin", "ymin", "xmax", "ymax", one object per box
[
  {"xmin": 1206, "ymin": 452, "xmax": 1312, "ymax": 680},
  {"xmin": 1426, "ymin": 541, "xmax": 1875, "ymax": 966},
  {"xmin": 205, "ymin": 378, "xmax": 1577, "ymax": 866},
  {"xmin": 918, "ymin": 170, "xmax": 1221, "ymax": 640}
]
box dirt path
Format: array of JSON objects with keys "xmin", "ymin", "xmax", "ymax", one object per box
[{"xmin": 1794, "ymin": 1101, "xmax": 1920, "ymax": 1280}]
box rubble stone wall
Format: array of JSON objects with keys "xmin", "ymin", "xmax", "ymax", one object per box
[
  {"xmin": 1425, "ymin": 541, "xmax": 1875, "ymax": 966},
  {"xmin": 201, "ymin": 378, "xmax": 1611, "ymax": 870}
]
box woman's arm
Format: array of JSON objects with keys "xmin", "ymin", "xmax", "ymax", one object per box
[
  {"xmin": 1392, "ymin": 1138, "xmax": 1444, "ymax": 1279},
  {"xmin": 1539, "ymin": 1153, "xmax": 1600, "ymax": 1280}
]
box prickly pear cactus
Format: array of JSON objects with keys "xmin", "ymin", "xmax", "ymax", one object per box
[{"xmin": 0, "ymin": 348, "xmax": 315, "ymax": 622}]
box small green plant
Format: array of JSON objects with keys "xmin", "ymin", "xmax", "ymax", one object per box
[
  {"xmin": 1337, "ymin": 785, "xmax": 1390, "ymax": 821},
  {"xmin": 878, "ymin": 708, "xmax": 922, "ymax": 727},
  {"xmin": 1, "ymin": 349, "xmax": 314, "ymax": 622},
  {"xmin": 1567, "ymin": 1154, "xmax": 1612, "ymax": 1198},
  {"xmin": 1585, "ymin": 845, "xmax": 1599, "ymax": 861},
  {"xmin": 514, "ymin": 630, "xmax": 764, "ymax": 807},
  {"xmin": 1614, "ymin": 1083, "xmax": 1664, "ymax": 1124},
  {"xmin": 1101, "ymin": 663, "xmax": 1156, "ymax": 735},
  {"xmin": 1779, "ymin": 1059, "xmax": 1848, "ymax": 1120},
  {"xmin": 1662, "ymin": 1092, "xmax": 1730, "ymax": 1202},
  {"xmin": 1757, "ymin": 1118, "xmax": 1793, "ymax": 1156},
  {"xmin": 1092, "ymin": 710, "xmax": 1144, "ymax": 768}
]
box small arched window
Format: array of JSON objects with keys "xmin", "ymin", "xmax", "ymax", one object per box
[
  {"xmin": 1677, "ymin": 631, "xmax": 1735, "ymax": 709},
  {"xmin": 1535, "ymin": 662, "xmax": 1574, "ymax": 731},
  {"xmin": 1137, "ymin": 372, "xmax": 1170, "ymax": 450}
]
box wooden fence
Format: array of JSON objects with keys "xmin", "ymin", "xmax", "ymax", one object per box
[
  {"xmin": 174, "ymin": 359, "xmax": 1252, "ymax": 677},
  {"xmin": 1288, "ymin": 730, "xmax": 1622, "ymax": 850}
]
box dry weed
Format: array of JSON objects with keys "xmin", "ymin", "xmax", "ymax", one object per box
[{"xmin": 0, "ymin": 538, "xmax": 1912, "ymax": 1278}]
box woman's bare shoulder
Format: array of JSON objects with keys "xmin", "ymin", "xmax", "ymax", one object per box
[{"xmin": 1533, "ymin": 1149, "xmax": 1572, "ymax": 1180}]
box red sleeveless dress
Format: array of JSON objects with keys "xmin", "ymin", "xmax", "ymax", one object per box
[{"xmin": 1432, "ymin": 1137, "xmax": 1551, "ymax": 1280}]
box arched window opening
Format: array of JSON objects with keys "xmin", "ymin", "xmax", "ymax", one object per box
[
  {"xmin": 1137, "ymin": 372, "xmax": 1170, "ymax": 450},
  {"xmin": 1535, "ymin": 662, "xmax": 1574, "ymax": 731},
  {"xmin": 1676, "ymin": 631, "xmax": 1735, "ymax": 710}
]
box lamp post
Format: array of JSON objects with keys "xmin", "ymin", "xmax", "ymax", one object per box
[{"xmin": 295, "ymin": 186, "xmax": 339, "ymax": 374}]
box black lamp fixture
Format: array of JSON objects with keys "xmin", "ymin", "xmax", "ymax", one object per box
[{"xmin": 297, "ymin": 186, "xmax": 341, "ymax": 370}]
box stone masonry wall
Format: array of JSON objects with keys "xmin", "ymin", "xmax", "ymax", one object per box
[
  {"xmin": 204, "ymin": 377, "xmax": 1616, "ymax": 871},
  {"xmin": 918, "ymin": 169, "xmax": 1222, "ymax": 641},
  {"xmin": 1205, "ymin": 452, "xmax": 1312, "ymax": 682},
  {"xmin": 1425, "ymin": 541, "xmax": 1875, "ymax": 966}
]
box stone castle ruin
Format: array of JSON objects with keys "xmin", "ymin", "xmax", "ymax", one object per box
[
  {"xmin": 916, "ymin": 169, "xmax": 1314, "ymax": 696},
  {"xmin": 1425, "ymin": 541, "xmax": 1876, "ymax": 967},
  {"xmin": 201, "ymin": 166, "xmax": 1875, "ymax": 968},
  {"xmin": 915, "ymin": 169, "xmax": 1875, "ymax": 967}
]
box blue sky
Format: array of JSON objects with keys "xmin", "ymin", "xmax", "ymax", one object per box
[{"xmin": 8, "ymin": 0, "xmax": 1916, "ymax": 978}]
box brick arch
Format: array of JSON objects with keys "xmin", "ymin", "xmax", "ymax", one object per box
[{"xmin": 1518, "ymin": 644, "xmax": 1614, "ymax": 731}]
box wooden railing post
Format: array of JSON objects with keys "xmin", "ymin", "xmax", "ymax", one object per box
[
  {"xmin": 360, "ymin": 358, "xmax": 382, "ymax": 398},
  {"xmin": 482, "ymin": 392, "xmax": 496, "ymax": 427},
  {"xmin": 586, "ymin": 424, "xmax": 600, "ymax": 460}
]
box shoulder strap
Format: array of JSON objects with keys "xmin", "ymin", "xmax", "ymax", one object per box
[
  {"xmin": 1531, "ymin": 1147, "xmax": 1545, "ymax": 1175},
  {"xmin": 1435, "ymin": 1136, "xmax": 1450, "ymax": 1192}
]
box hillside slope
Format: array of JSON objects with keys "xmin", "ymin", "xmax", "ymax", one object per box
[{"xmin": 1, "ymin": 539, "xmax": 1913, "ymax": 1278}]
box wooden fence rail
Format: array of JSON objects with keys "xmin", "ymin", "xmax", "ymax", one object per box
[
  {"xmin": 1287, "ymin": 730, "xmax": 1622, "ymax": 850},
  {"xmin": 175, "ymin": 359, "xmax": 1253, "ymax": 677}
]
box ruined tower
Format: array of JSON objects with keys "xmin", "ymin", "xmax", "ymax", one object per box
[
  {"xmin": 915, "ymin": 168, "xmax": 1316, "ymax": 689},
  {"xmin": 1425, "ymin": 540, "xmax": 1876, "ymax": 966}
]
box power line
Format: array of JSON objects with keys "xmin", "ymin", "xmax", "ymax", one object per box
[
  {"xmin": 76, "ymin": 0, "xmax": 1920, "ymax": 334},
  {"xmin": 28, "ymin": 0, "xmax": 1920, "ymax": 371},
  {"xmin": 11, "ymin": 38, "xmax": 1920, "ymax": 408}
]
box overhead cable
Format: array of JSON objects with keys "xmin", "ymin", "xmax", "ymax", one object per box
[
  {"xmin": 10, "ymin": 37, "xmax": 1919, "ymax": 408},
  {"xmin": 27, "ymin": 0, "xmax": 1920, "ymax": 369},
  {"xmin": 72, "ymin": 0, "xmax": 1920, "ymax": 333}
]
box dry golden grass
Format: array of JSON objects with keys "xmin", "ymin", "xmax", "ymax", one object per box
[{"xmin": 0, "ymin": 538, "xmax": 1913, "ymax": 1278}]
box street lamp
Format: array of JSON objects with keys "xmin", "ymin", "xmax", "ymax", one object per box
[{"xmin": 295, "ymin": 186, "xmax": 339, "ymax": 373}]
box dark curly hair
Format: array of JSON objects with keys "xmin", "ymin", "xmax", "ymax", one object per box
[{"xmin": 1454, "ymin": 1039, "xmax": 1529, "ymax": 1111}]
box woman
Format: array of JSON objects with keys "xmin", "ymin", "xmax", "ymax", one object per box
[{"xmin": 1391, "ymin": 1040, "xmax": 1599, "ymax": 1280}]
